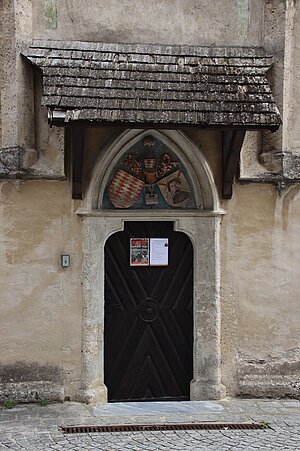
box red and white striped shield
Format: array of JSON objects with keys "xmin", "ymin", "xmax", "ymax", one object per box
[{"xmin": 109, "ymin": 169, "xmax": 145, "ymax": 208}]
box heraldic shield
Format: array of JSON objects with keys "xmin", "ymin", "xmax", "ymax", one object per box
[
  {"xmin": 158, "ymin": 170, "xmax": 191, "ymax": 208},
  {"xmin": 108, "ymin": 169, "xmax": 145, "ymax": 208}
]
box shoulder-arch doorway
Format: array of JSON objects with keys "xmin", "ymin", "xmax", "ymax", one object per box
[{"xmin": 104, "ymin": 221, "xmax": 193, "ymax": 401}]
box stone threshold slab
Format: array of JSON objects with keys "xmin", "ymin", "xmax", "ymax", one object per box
[{"xmin": 93, "ymin": 401, "xmax": 224, "ymax": 417}]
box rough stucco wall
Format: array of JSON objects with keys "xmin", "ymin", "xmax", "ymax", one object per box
[
  {"xmin": 0, "ymin": 181, "xmax": 83, "ymax": 400},
  {"xmin": 83, "ymin": 128, "xmax": 119, "ymax": 195},
  {"xmin": 240, "ymin": 0, "xmax": 286, "ymax": 178},
  {"xmin": 185, "ymin": 129, "xmax": 222, "ymax": 196},
  {"xmin": 0, "ymin": 0, "xmax": 65, "ymax": 179},
  {"xmin": 221, "ymin": 184, "xmax": 300, "ymax": 397},
  {"xmin": 289, "ymin": 3, "xmax": 300, "ymax": 153},
  {"xmin": 33, "ymin": 0, "xmax": 263, "ymax": 46},
  {"xmin": 242, "ymin": 0, "xmax": 300, "ymax": 181},
  {"xmin": 261, "ymin": 0, "xmax": 285, "ymax": 165},
  {"xmin": 281, "ymin": 0, "xmax": 300, "ymax": 179},
  {"xmin": 0, "ymin": 0, "xmax": 34, "ymax": 153}
]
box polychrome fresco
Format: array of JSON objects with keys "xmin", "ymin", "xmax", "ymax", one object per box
[{"xmin": 102, "ymin": 136, "xmax": 196, "ymax": 209}]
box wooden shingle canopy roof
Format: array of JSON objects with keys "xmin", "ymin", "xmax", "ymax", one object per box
[{"xmin": 23, "ymin": 40, "xmax": 281, "ymax": 130}]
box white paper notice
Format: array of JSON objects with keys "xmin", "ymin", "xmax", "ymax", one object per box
[{"xmin": 150, "ymin": 238, "xmax": 168, "ymax": 266}]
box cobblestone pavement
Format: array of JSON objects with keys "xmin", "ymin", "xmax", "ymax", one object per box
[{"xmin": 0, "ymin": 398, "xmax": 300, "ymax": 450}]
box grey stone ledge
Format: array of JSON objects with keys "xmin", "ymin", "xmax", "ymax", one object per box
[
  {"xmin": 238, "ymin": 375, "xmax": 300, "ymax": 399},
  {"xmin": 0, "ymin": 381, "xmax": 64, "ymax": 403}
]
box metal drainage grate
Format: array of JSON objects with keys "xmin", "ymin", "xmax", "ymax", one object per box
[{"xmin": 60, "ymin": 423, "xmax": 269, "ymax": 434}]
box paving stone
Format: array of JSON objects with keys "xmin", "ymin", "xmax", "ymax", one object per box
[{"xmin": 0, "ymin": 399, "xmax": 300, "ymax": 450}]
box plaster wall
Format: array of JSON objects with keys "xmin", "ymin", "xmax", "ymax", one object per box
[
  {"xmin": 0, "ymin": 180, "xmax": 83, "ymax": 401},
  {"xmin": 242, "ymin": 1, "xmax": 300, "ymax": 180},
  {"xmin": 33, "ymin": 0, "xmax": 263, "ymax": 46},
  {"xmin": 0, "ymin": 0, "xmax": 64, "ymax": 178},
  {"xmin": 280, "ymin": 0, "xmax": 300, "ymax": 178},
  {"xmin": 288, "ymin": 3, "xmax": 300, "ymax": 154},
  {"xmin": 241, "ymin": 0, "xmax": 286, "ymax": 178},
  {"xmin": 221, "ymin": 184, "xmax": 300, "ymax": 397}
]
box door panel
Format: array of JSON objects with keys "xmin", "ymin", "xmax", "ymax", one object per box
[{"xmin": 104, "ymin": 222, "xmax": 193, "ymax": 401}]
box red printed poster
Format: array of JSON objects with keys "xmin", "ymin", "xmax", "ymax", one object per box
[{"xmin": 130, "ymin": 238, "xmax": 149, "ymax": 266}]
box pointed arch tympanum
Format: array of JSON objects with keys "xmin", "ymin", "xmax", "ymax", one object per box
[{"xmin": 78, "ymin": 129, "xmax": 226, "ymax": 402}]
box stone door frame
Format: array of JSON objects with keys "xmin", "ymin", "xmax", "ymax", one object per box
[{"xmin": 77, "ymin": 129, "xmax": 226, "ymax": 402}]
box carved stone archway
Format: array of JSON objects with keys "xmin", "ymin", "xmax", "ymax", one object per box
[{"xmin": 77, "ymin": 129, "xmax": 226, "ymax": 402}]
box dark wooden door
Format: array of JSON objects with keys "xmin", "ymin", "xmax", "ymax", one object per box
[{"xmin": 104, "ymin": 221, "xmax": 193, "ymax": 401}]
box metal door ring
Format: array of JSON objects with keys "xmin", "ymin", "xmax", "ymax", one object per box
[{"xmin": 138, "ymin": 298, "xmax": 159, "ymax": 322}]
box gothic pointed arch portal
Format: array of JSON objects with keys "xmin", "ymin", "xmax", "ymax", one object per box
[{"xmin": 79, "ymin": 129, "xmax": 226, "ymax": 403}]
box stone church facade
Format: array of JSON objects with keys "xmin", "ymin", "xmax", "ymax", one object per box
[{"xmin": 0, "ymin": 0, "xmax": 299, "ymax": 403}]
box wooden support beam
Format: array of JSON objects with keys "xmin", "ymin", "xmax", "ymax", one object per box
[
  {"xmin": 64, "ymin": 126, "xmax": 72, "ymax": 179},
  {"xmin": 72, "ymin": 126, "xmax": 85, "ymax": 199},
  {"xmin": 222, "ymin": 130, "xmax": 246, "ymax": 199}
]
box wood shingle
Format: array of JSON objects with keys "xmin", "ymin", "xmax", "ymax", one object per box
[{"xmin": 23, "ymin": 40, "xmax": 282, "ymax": 129}]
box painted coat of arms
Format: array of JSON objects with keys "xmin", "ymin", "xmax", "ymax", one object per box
[
  {"xmin": 108, "ymin": 169, "xmax": 145, "ymax": 208},
  {"xmin": 158, "ymin": 170, "xmax": 191, "ymax": 208},
  {"xmin": 106, "ymin": 136, "xmax": 195, "ymax": 209}
]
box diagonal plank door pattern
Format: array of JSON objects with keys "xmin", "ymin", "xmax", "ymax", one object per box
[{"xmin": 104, "ymin": 222, "xmax": 193, "ymax": 401}]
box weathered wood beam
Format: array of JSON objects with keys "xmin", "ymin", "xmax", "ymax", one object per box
[
  {"xmin": 72, "ymin": 126, "xmax": 85, "ymax": 199},
  {"xmin": 222, "ymin": 130, "xmax": 246, "ymax": 199},
  {"xmin": 64, "ymin": 126, "xmax": 72, "ymax": 178}
]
